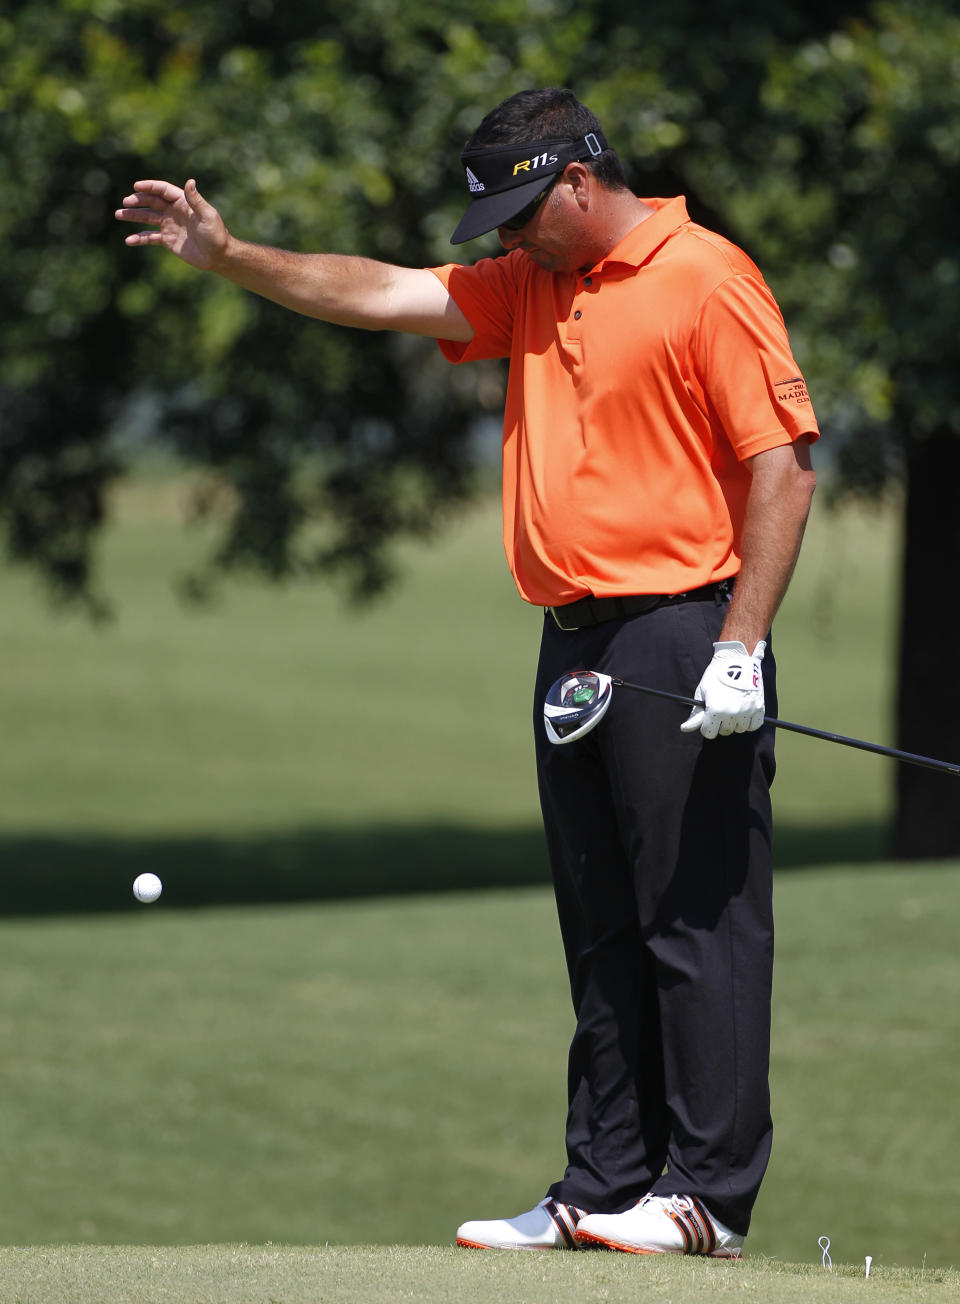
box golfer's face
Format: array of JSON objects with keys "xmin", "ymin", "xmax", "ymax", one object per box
[{"xmin": 497, "ymin": 175, "xmax": 590, "ymax": 273}]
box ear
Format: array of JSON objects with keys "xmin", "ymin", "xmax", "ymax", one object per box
[{"xmin": 561, "ymin": 162, "xmax": 592, "ymax": 211}]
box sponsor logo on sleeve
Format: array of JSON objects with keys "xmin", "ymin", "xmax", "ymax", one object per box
[{"xmin": 775, "ymin": 376, "xmax": 811, "ymax": 404}]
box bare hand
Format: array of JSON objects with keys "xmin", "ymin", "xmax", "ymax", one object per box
[{"xmin": 114, "ymin": 178, "xmax": 228, "ymax": 271}]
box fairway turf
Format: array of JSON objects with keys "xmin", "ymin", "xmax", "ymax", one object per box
[
  {"xmin": 0, "ymin": 1245, "xmax": 957, "ymax": 1304},
  {"xmin": 0, "ymin": 481, "xmax": 898, "ymax": 878},
  {"xmin": 0, "ymin": 868, "xmax": 957, "ymax": 1266},
  {"xmin": 3, "ymin": 477, "xmax": 954, "ymax": 1282}
]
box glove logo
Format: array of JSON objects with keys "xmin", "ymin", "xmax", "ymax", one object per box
[
  {"xmin": 752, "ymin": 665, "xmax": 760, "ymax": 688},
  {"xmin": 725, "ymin": 665, "xmax": 743, "ymax": 682}
]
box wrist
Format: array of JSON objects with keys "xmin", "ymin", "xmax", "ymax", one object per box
[
  {"xmin": 714, "ymin": 638, "xmax": 766, "ymax": 661},
  {"xmin": 207, "ymin": 230, "xmax": 236, "ymax": 276},
  {"xmin": 717, "ymin": 631, "xmax": 765, "ymax": 657}
]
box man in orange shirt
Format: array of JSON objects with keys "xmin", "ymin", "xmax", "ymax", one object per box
[{"xmin": 117, "ymin": 87, "xmax": 817, "ymax": 1258}]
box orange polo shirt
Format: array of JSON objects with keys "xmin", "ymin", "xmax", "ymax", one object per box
[{"xmin": 430, "ymin": 196, "xmax": 819, "ymax": 608}]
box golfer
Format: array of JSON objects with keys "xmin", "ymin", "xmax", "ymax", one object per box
[{"xmin": 117, "ymin": 87, "xmax": 818, "ymax": 1257}]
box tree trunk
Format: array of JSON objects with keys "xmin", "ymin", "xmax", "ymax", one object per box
[{"xmin": 892, "ymin": 428, "xmax": 960, "ymax": 859}]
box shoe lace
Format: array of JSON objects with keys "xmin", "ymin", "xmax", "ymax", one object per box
[
  {"xmin": 636, "ymin": 1194, "xmax": 678, "ymax": 1211},
  {"xmin": 637, "ymin": 1193, "xmax": 699, "ymax": 1217}
]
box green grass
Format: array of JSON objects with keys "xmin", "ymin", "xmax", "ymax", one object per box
[
  {"xmin": 0, "ymin": 480, "xmax": 901, "ymax": 913},
  {"xmin": 0, "ymin": 477, "xmax": 540, "ymax": 837},
  {"xmin": 1, "ymin": 866, "xmax": 958, "ymax": 1269},
  {"xmin": 2, "ymin": 1244, "xmax": 957, "ymax": 1304},
  {"xmin": 3, "ymin": 474, "xmax": 951, "ymax": 1299},
  {"xmin": 771, "ymin": 490, "xmax": 901, "ymax": 843}
]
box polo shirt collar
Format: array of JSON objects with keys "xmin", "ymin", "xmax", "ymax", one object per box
[{"xmin": 588, "ymin": 195, "xmax": 690, "ymax": 274}]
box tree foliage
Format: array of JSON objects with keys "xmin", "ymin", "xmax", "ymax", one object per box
[
  {"xmin": 693, "ymin": 1, "xmax": 960, "ymax": 855},
  {"xmin": 2, "ymin": 0, "xmax": 886, "ymax": 610},
  {"xmin": 6, "ymin": 0, "xmax": 959, "ymax": 851},
  {"xmin": 1, "ymin": 0, "xmax": 519, "ymax": 607},
  {"xmin": 702, "ymin": 1, "xmax": 960, "ymax": 496}
]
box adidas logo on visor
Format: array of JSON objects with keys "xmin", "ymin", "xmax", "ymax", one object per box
[{"xmin": 466, "ymin": 167, "xmax": 485, "ymax": 193}]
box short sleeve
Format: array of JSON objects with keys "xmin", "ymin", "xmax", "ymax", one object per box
[
  {"xmin": 429, "ymin": 253, "xmax": 526, "ymax": 363},
  {"xmin": 692, "ymin": 273, "xmax": 820, "ymax": 460}
]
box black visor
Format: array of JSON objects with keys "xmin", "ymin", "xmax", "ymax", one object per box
[{"xmin": 450, "ymin": 131, "xmax": 608, "ymax": 245}]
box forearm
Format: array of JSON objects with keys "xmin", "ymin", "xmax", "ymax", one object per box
[
  {"xmin": 211, "ymin": 237, "xmax": 405, "ymax": 330},
  {"xmin": 720, "ymin": 439, "xmax": 817, "ymax": 652}
]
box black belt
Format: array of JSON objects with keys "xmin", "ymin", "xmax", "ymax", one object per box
[{"xmin": 548, "ymin": 579, "xmax": 733, "ymax": 631}]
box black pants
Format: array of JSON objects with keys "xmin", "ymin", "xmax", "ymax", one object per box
[{"xmin": 535, "ymin": 595, "xmax": 777, "ymax": 1235}]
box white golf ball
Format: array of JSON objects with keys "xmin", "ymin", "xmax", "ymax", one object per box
[{"xmin": 133, "ymin": 872, "xmax": 163, "ymax": 904}]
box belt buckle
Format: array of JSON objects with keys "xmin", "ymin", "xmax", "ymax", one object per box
[{"xmin": 549, "ymin": 605, "xmax": 580, "ymax": 631}]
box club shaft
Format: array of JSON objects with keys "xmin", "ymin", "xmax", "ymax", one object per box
[{"xmin": 610, "ymin": 678, "xmax": 960, "ymax": 778}]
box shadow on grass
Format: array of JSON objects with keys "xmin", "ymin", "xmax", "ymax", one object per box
[{"xmin": 0, "ymin": 819, "xmax": 893, "ymax": 915}]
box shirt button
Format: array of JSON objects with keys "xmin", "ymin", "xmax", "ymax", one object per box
[
  {"xmin": 583, "ymin": 276, "xmax": 593, "ymax": 286},
  {"xmin": 574, "ymin": 310, "xmax": 582, "ymax": 320}
]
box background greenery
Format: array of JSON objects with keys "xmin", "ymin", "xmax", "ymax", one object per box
[
  {"xmin": 5, "ymin": 0, "xmax": 950, "ymax": 601},
  {"xmin": 1, "ymin": 479, "xmax": 898, "ymax": 914},
  {"xmin": 2, "ymin": 0, "xmax": 958, "ymax": 1289},
  {"xmin": 2, "ymin": 0, "xmax": 959, "ymax": 847},
  {"xmin": 5, "ymin": 484, "xmax": 956, "ymax": 1278}
]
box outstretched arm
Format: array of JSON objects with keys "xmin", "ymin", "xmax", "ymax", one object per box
[{"xmin": 115, "ymin": 178, "xmax": 473, "ymax": 341}]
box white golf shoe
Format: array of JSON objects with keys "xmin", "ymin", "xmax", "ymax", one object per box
[
  {"xmin": 456, "ymin": 1197, "xmax": 590, "ymax": 1250},
  {"xmin": 575, "ymin": 1193, "xmax": 744, "ymax": 1257}
]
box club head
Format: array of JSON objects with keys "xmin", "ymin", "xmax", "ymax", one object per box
[{"xmin": 543, "ymin": 670, "xmax": 613, "ymax": 744}]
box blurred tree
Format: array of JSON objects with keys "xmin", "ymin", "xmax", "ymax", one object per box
[
  {"xmin": 0, "ymin": 0, "xmax": 521, "ymax": 609},
  {"xmin": 0, "ymin": 0, "xmax": 867, "ymax": 610},
  {"xmin": 670, "ymin": 0, "xmax": 960, "ymax": 856},
  {"xmin": 1, "ymin": 0, "xmax": 954, "ymax": 850}
]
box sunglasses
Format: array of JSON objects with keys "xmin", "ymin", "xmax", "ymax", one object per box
[{"xmin": 501, "ymin": 175, "xmax": 559, "ymax": 231}]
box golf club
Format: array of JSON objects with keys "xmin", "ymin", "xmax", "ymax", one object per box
[{"xmin": 544, "ymin": 669, "xmax": 960, "ymax": 777}]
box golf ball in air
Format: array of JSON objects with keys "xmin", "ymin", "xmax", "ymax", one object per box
[{"xmin": 133, "ymin": 873, "xmax": 163, "ymax": 904}]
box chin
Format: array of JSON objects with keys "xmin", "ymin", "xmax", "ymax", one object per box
[{"xmin": 524, "ymin": 249, "xmax": 569, "ymax": 272}]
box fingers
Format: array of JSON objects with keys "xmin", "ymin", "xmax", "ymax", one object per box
[
  {"xmin": 701, "ymin": 714, "xmax": 722, "ymax": 740},
  {"xmin": 133, "ymin": 178, "xmax": 186, "ymax": 203},
  {"xmin": 683, "ymin": 707, "xmax": 764, "ymax": 738},
  {"xmin": 115, "ymin": 204, "xmax": 161, "ymax": 226},
  {"xmin": 679, "ymin": 700, "xmax": 706, "ymax": 735},
  {"xmin": 115, "ymin": 178, "xmax": 218, "ymax": 228},
  {"xmin": 114, "ymin": 179, "xmax": 186, "ymax": 226},
  {"xmin": 184, "ymin": 177, "xmax": 206, "ymax": 210},
  {"xmin": 679, "ymin": 689, "xmax": 763, "ymax": 738}
]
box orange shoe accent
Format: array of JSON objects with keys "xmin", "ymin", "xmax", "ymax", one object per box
[
  {"xmin": 575, "ymin": 1227, "xmax": 743, "ymax": 1258},
  {"xmin": 575, "ymin": 1228, "xmax": 673, "ymax": 1255},
  {"xmin": 455, "ymin": 1236, "xmax": 560, "ymax": 1252}
]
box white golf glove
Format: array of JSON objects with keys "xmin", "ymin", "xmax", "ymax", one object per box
[{"xmin": 680, "ymin": 640, "xmax": 766, "ymax": 740}]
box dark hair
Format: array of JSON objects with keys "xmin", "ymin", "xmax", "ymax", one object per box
[{"xmin": 465, "ymin": 88, "xmax": 629, "ymax": 190}]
